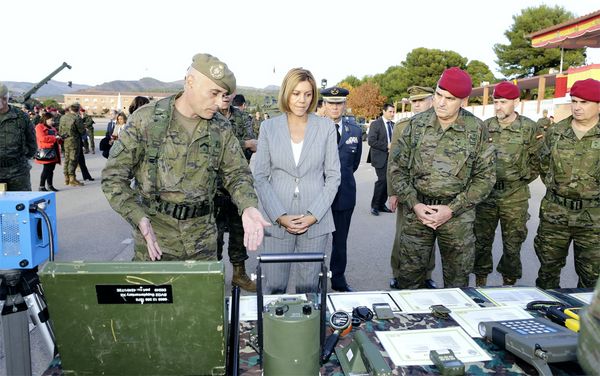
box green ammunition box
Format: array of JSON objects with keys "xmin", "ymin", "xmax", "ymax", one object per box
[{"xmin": 39, "ymin": 261, "xmax": 226, "ymax": 375}]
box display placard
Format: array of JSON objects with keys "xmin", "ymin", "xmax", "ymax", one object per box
[{"xmin": 96, "ymin": 284, "xmax": 173, "ymax": 304}]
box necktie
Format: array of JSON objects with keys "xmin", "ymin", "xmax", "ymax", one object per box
[
  {"xmin": 386, "ymin": 121, "xmax": 393, "ymax": 140},
  {"xmin": 336, "ymin": 123, "xmax": 341, "ymax": 143}
]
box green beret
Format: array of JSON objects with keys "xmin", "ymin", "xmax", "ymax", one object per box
[
  {"xmin": 408, "ymin": 86, "xmax": 434, "ymax": 101},
  {"xmin": 191, "ymin": 53, "xmax": 236, "ymax": 94},
  {"xmin": 0, "ymin": 82, "xmax": 7, "ymax": 97}
]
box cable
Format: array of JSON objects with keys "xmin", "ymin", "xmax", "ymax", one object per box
[{"xmin": 29, "ymin": 201, "xmax": 55, "ymax": 262}]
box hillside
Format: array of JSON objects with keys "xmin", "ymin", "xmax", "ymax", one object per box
[
  {"xmin": 92, "ymin": 78, "xmax": 278, "ymax": 96},
  {"xmin": 3, "ymin": 77, "xmax": 279, "ymax": 106},
  {"xmin": 93, "ymin": 77, "xmax": 184, "ymax": 92}
]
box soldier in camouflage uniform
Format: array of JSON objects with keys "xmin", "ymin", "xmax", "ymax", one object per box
[
  {"xmin": 215, "ymin": 93, "xmax": 258, "ymax": 291},
  {"xmin": 102, "ymin": 53, "xmax": 269, "ymax": 262},
  {"xmin": 578, "ymin": 275, "xmax": 600, "ymax": 374},
  {"xmin": 388, "ymin": 86, "xmax": 437, "ymax": 290},
  {"xmin": 537, "ymin": 109, "xmax": 552, "ymax": 134},
  {"xmin": 59, "ymin": 104, "xmax": 86, "ymax": 186},
  {"xmin": 473, "ymin": 82, "xmax": 543, "ymax": 287},
  {"xmin": 0, "ymin": 82, "xmax": 37, "ymax": 191},
  {"xmin": 80, "ymin": 109, "xmax": 95, "ymax": 154},
  {"xmin": 388, "ymin": 68, "xmax": 496, "ymax": 288},
  {"xmin": 534, "ymin": 78, "xmax": 600, "ymax": 289}
]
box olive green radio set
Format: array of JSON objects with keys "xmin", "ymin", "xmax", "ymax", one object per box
[
  {"xmin": 256, "ymin": 252, "xmax": 328, "ymax": 376},
  {"xmin": 39, "ymin": 261, "xmax": 227, "ymax": 375}
]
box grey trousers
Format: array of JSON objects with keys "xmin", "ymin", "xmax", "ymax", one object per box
[{"xmin": 260, "ymin": 232, "xmax": 328, "ymax": 294}]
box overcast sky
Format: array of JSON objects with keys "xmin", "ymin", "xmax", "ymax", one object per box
[{"xmin": 2, "ymin": 0, "xmax": 599, "ymax": 89}]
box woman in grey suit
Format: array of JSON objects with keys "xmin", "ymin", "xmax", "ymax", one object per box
[{"xmin": 253, "ymin": 68, "xmax": 341, "ymax": 294}]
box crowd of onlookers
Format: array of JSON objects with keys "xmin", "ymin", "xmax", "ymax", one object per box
[
  {"xmin": 9, "ymin": 94, "xmax": 277, "ymax": 193},
  {"xmin": 15, "ymin": 96, "xmax": 158, "ymax": 190}
]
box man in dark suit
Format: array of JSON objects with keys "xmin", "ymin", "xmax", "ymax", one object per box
[
  {"xmin": 368, "ymin": 103, "xmax": 395, "ymax": 216},
  {"xmin": 321, "ymin": 86, "xmax": 362, "ymax": 292}
]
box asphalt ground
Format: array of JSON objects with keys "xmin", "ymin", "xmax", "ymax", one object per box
[{"xmin": 0, "ymin": 134, "xmax": 578, "ymax": 375}]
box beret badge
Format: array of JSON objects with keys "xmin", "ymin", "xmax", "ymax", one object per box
[{"xmin": 210, "ymin": 64, "xmax": 225, "ymax": 80}]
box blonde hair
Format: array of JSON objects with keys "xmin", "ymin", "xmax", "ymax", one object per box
[{"xmin": 278, "ymin": 68, "xmax": 318, "ymax": 114}]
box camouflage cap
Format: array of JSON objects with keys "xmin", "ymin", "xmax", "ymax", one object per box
[
  {"xmin": 408, "ymin": 86, "xmax": 434, "ymax": 101},
  {"xmin": 0, "ymin": 82, "xmax": 7, "ymax": 97},
  {"xmin": 191, "ymin": 53, "xmax": 236, "ymax": 94}
]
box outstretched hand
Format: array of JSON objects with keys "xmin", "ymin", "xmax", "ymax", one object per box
[{"xmin": 242, "ymin": 207, "xmax": 271, "ymax": 251}]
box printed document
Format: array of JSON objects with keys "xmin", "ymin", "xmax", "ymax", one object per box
[
  {"xmin": 376, "ymin": 327, "xmax": 491, "ymax": 366},
  {"xmin": 390, "ymin": 288, "xmax": 479, "ymax": 313},
  {"xmin": 450, "ymin": 306, "xmax": 533, "ymax": 337}
]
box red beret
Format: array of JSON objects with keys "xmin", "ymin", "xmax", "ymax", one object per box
[
  {"xmin": 493, "ymin": 81, "xmax": 520, "ymax": 99},
  {"xmin": 570, "ymin": 78, "xmax": 600, "ymax": 102},
  {"xmin": 438, "ymin": 67, "xmax": 472, "ymax": 98}
]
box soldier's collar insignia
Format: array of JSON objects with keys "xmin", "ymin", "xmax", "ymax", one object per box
[
  {"xmin": 210, "ymin": 64, "xmax": 225, "ymax": 79},
  {"xmin": 331, "ymin": 88, "xmax": 339, "ymax": 95}
]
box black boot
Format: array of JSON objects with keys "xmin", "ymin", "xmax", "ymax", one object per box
[
  {"xmin": 47, "ymin": 185, "xmax": 59, "ymax": 192},
  {"xmin": 39, "ymin": 186, "xmax": 48, "ymax": 191}
]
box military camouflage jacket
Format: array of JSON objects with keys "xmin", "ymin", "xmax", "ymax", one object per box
[
  {"xmin": 0, "ymin": 105, "xmax": 36, "ymax": 172},
  {"xmin": 537, "ymin": 117, "xmax": 552, "ymax": 133},
  {"xmin": 389, "ymin": 107, "xmax": 496, "ymax": 216},
  {"xmin": 215, "ymin": 106, "xmax": 254, "ymax": 197},
  {"xmin": 58, "ymin": 112, "xmax": 85, "ymax": 146},
  {"xmin": 101, "ymin": 93, "xmax": 258, "ymax": 228},
  {"xmin": 82, "ymin": 114, "xmax": 95, "ymax": 130},
  {"xmin": 228, "ymin": 106, "xmax": 254, "ymax": 160},
  {"xmin": 387, "ymin": 118, "xmax": 410, "ymax": 195},
  {"xmin": 484, "ymin": 114, "xmax": 542, "ymax": 184},
  {"xmin": 539, "ymin": 115, "xmax": 600, "ymax": 200}
]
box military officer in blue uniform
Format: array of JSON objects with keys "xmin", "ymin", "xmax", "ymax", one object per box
[{"xmin": 321, "ymin": 86, "xmax": 362, "ymax": 291}]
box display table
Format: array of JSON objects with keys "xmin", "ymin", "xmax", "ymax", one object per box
[
  {"xmin": 42, "ymin": 287, "xmax": 591, "ymax": 375},
  {"xmin": 237, "ymin": 287, "xmax": 588, "ymax": 375}
]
